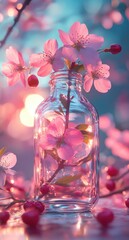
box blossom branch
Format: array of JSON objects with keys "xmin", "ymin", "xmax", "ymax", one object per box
[
  {"xmin": 112, "ymin": 169, "xmax": 129, "ymax": 181},
  {"xmin": 0, "ymin": 199, "xmax": 25, "ymax": 210},
  {"xmin": 65, "ymin": 77, "xmax": 71, "ymax": 129},
  {"xmin": 65, "ymin": 63, "xmax": 75, "ymax": 130},
  {"xmin": 100, "ymin": 186, "xmax": 129, "ymax": 198},
  {"xmin": 0, "ymin": 0, "xmax": 32, "ymax": 48},
  {"xmin": 48, "ymin": 161, "xmax": 65, "ymax": 183}
]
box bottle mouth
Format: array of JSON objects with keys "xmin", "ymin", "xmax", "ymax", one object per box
[{"xmin": 50, "ymin": 70, "xmax": 83, "ymax": 84}]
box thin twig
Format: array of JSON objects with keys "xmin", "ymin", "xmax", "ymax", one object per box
[
  {"xmin": 65, "ymin": 78, "xmax": 71, "ymax": 129},
  {"xmin": 100, "ymin": 186, "xmax": 129, "ymax": 198},
  {"xmin": 0, "ymin": 199, "xmax": 25, "ymax": 209},
  {"xmin": 64, "ymin": 64, "xmax": 75, "ymax": 130},
  {"xmin": 112, "ymin": 169, "xmax": 129, "ymax": 181},
  {"xmin": 0, "ymin": 0, "xmax": 32, "ymax": 48},
  {"xmin": 47, "ymin": 161, "xmax": 65, "ymax": 183}
]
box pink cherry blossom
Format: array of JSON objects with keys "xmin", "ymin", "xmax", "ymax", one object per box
[
  {"xmin": 2, "ymin": 46, "xmax": 27, "ymax": 86},
  {"xmin": 59, "ymin": 21, "xmax": 104, "ymax": 66},
  {"xmin": 84, "ymin": 63, "xmax": 111, "ymax": 93},
  {"xmin": 105, "ymin": 128, "xmax": 129, "ymax": 160},
  {"xmin": 39, "ymin": 117, "xmax": 83, "ymax": 161},
  {"xmin": 0, "ymin": 153, "xmax": 17, "ymax": 187},
  {"xmin": 30, "ymin": 39, "xmax": 64, "ymax": 77}
]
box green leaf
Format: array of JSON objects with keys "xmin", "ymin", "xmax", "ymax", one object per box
[
  {"xmin": 0, "ymin": 147, "xmax": 6, "ymax": 157},
  {"xmin": 59, "ymin": 94, "xmax": 68, "ymax": 109},
  {"xmin": 76, "ymin": 124, "xmax": 93, "ymax": 144},
  {"xmin": 76, "ymin": 124, "xmax": 89, "ymax": 131},
  {"xmin": 55, "ymin": 174, "xmax": 81, "ymax": 186}
]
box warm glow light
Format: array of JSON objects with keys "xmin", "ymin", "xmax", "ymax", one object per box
[
  {"xmin": 20, "ymin": 108, "xmax": 34, "ymax": 127},
  {"xmin": 10, "ymin": 179, "xmax": 15, "ymax": 184},
  {"xmin": 16, "ymin": 3, "xmax": 23, "ymax": 10},
  {"xmin": 89, "ymin": 139, "xmax": 93, "ymax": 147},
  {"xmin": 9, "ymin": 0, "xmax": 18, "ymax": 2},
  {"xmin": 7, "ymin": 7, "xmax": 17, "ymax": 17},
  {"xmin": 36, "ymin": 167, "xmax": 40, "ymax": 173},
  {"xmin": 25, "ymin": 94, "xmax": 44, "ymax": 116},
  {"xmin": 20, "ymin": 94, "xmax": 44, "ymax": 127},
  {"xmin": 86, "ymin": 125, "xmax": 92, "ymax": 132}
]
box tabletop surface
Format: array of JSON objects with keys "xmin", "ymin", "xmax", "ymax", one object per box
[{"xmin": 0, "ymin": 198, "xmax": 129, "ymax": 240}]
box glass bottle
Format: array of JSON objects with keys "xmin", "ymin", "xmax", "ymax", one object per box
[{"xmin": 34, "ymin": 70, "xmax": 99, "ymax": 213}]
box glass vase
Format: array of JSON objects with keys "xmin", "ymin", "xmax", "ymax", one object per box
[{"xmin": 33, "ymin": 70, "xmax": 99, "ymax": 213}]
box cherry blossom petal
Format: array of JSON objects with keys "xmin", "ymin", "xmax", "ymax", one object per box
[
  {"xmin": 58, "ymin": 30, "xmax": 73, "ymax": 45},
  {"xmin": 30, "ymin": 53, "xmax": 44, "ymax": 67},
  {"xmin": 83, "ymin": 75, "xmax": 93, "ymax": 92},
  {"xmin": 80, "ymin": 48, "xmax": 100, "ymax": 66},
  {"xmin": 37, "ymin": 63, "xmax": 52, "ymax": 76},
  {"xmin": 7, "ymin": 73, "xmax": 19, "ymax": 86},
  {"xmin": 0, "ymin": 168, "xmax": 6, "ymax": 188},
  {"xmin": 86, "ymin": 64, "xmax": 94, "ymax": 73},
  {"xmin": 85, "ymin": 34, "xmax": 104, "ymax": 49},
  {"xmin": 19, "ymin": 72, "xmax": 26, "ymax": 87},
  {"xmin": 57, "ymin": 144, "xmax": 74, "ymax": 160},
  {"xmin": 6, "ymin": 46, "xmax": 24, "ymax": 65},
  {"xmin": 48, "ymin": 117, "xmax": 65, "ymax": 137},
  {"xmin": 44, "ymin": 39, "xmax": 58, "ymax": 55},
  {"xmin": 2, "ymin": 63, "xmax": 15, "ymax": 77},
  {"xmin": 0, "ymin": 153, "xmax": 17, "ymax": 168},
  {"xmin": 64, "ymin": 128, "xmax": 83, "ymax": 146},
  {"xmin": 52, "ymin": 58, "xmax": 64, "ymax": 71},
  {"xmin": 69, "ymin": 22, "xmax": 88, "ymax": 44},
  {"xmin": 61, "ymin": 46, "xmax": 78, "ymax": 62},
  {"xmin": 94, "ymin": 78, "xmax": 111, "ymax": 93},
  {"xmin": 95, "ymin": 64, "xmax": 110, "ymax": 78},
  {"xmin": 39, "ymin": 134, "xmax": 57, "ymax": 150}
]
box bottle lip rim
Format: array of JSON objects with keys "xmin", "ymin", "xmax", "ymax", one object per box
[{"xmin": 50, "ymin": 70, "xmax": 83, "ymax": 80}]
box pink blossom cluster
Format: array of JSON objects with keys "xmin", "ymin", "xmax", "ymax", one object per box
[
  {"xmin": 2, "ymin": 21, "xmax": 121, "ymax": 93},
  {"xmin": 100, "ymin": 115, "xmax": 129, "ymax": 160}
]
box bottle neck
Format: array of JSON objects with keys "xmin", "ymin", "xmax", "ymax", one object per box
[{"xmin": 49, "ymin": 70, "xmax": 83, "ymax": 97}]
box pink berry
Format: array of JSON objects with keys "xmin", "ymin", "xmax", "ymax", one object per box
[
  {"xmin": 24, "ymin": 200, "xmax": 35, "ymax": 210},
  {"xmin": 106, "ymin": 180, "xmax": 116, "ymax": 191},
  {"xmin": 28, "ymin": 74, "xmax": 39, "ymax": 87},
  {"xmin": 24, "ymin": 200, "xmax": 45, "ymax": 214},
  {"xmin": 33, "ymin": 201, "xmax": 45, "ymax": 213},
  {"xmin": 40, "ymin": 184, "xmax": 50, "ymax": 195},
  {"xmin": 21, "ymin": 209, "xmax": 40, "ymax": 227},
  {"xmin": 0, "ymin": 211, "xmax": 10, "ymax": 225},
  {"xmin": 110, "ymin": 44, "xmax": 122, "ymax": 54},
  {"xmin": 125, "ymin": 198, "xmax": 129, "ymax": 208},
  {"xmin": 96, "ymin": 208, "xmax": 114, "ymax": 227},
  {"xmin": 107, "ymin": 166, "xmax": 119, "ymax": 177}
]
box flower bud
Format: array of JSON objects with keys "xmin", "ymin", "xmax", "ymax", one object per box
[{"xmin": 104, "ymin": 44, "xmax": 122, "ymax": 54}]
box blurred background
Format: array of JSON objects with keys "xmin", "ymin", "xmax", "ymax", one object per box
[{"xmin": 0, "ymin": 0, "xmax": 129, "ymax": 180}]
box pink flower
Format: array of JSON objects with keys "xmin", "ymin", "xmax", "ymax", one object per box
[
  {"xmin": 30, "ymin": 39, "xmax": 64, "ymax": 77},
  {"xmin": 39, "ymin": 117, "xmax": 83, "ymax": 161},
  {"xmin": 0, "ymin": 153, "xmax": 17, "ymax": 187},
  {"xmin": 105, "ymin": 128, "xmax": 129, "ymax": 160},
  {"xmin": 84, "ymin": 63, "xmax": 111, "ymax": 93},
  {"xmin": 59, "ymin": 21, "xmax": 104, "ymax": 66},
  {"xmin": 2, "ymin": 46, "xmax": 27, "ymax": 86}
]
